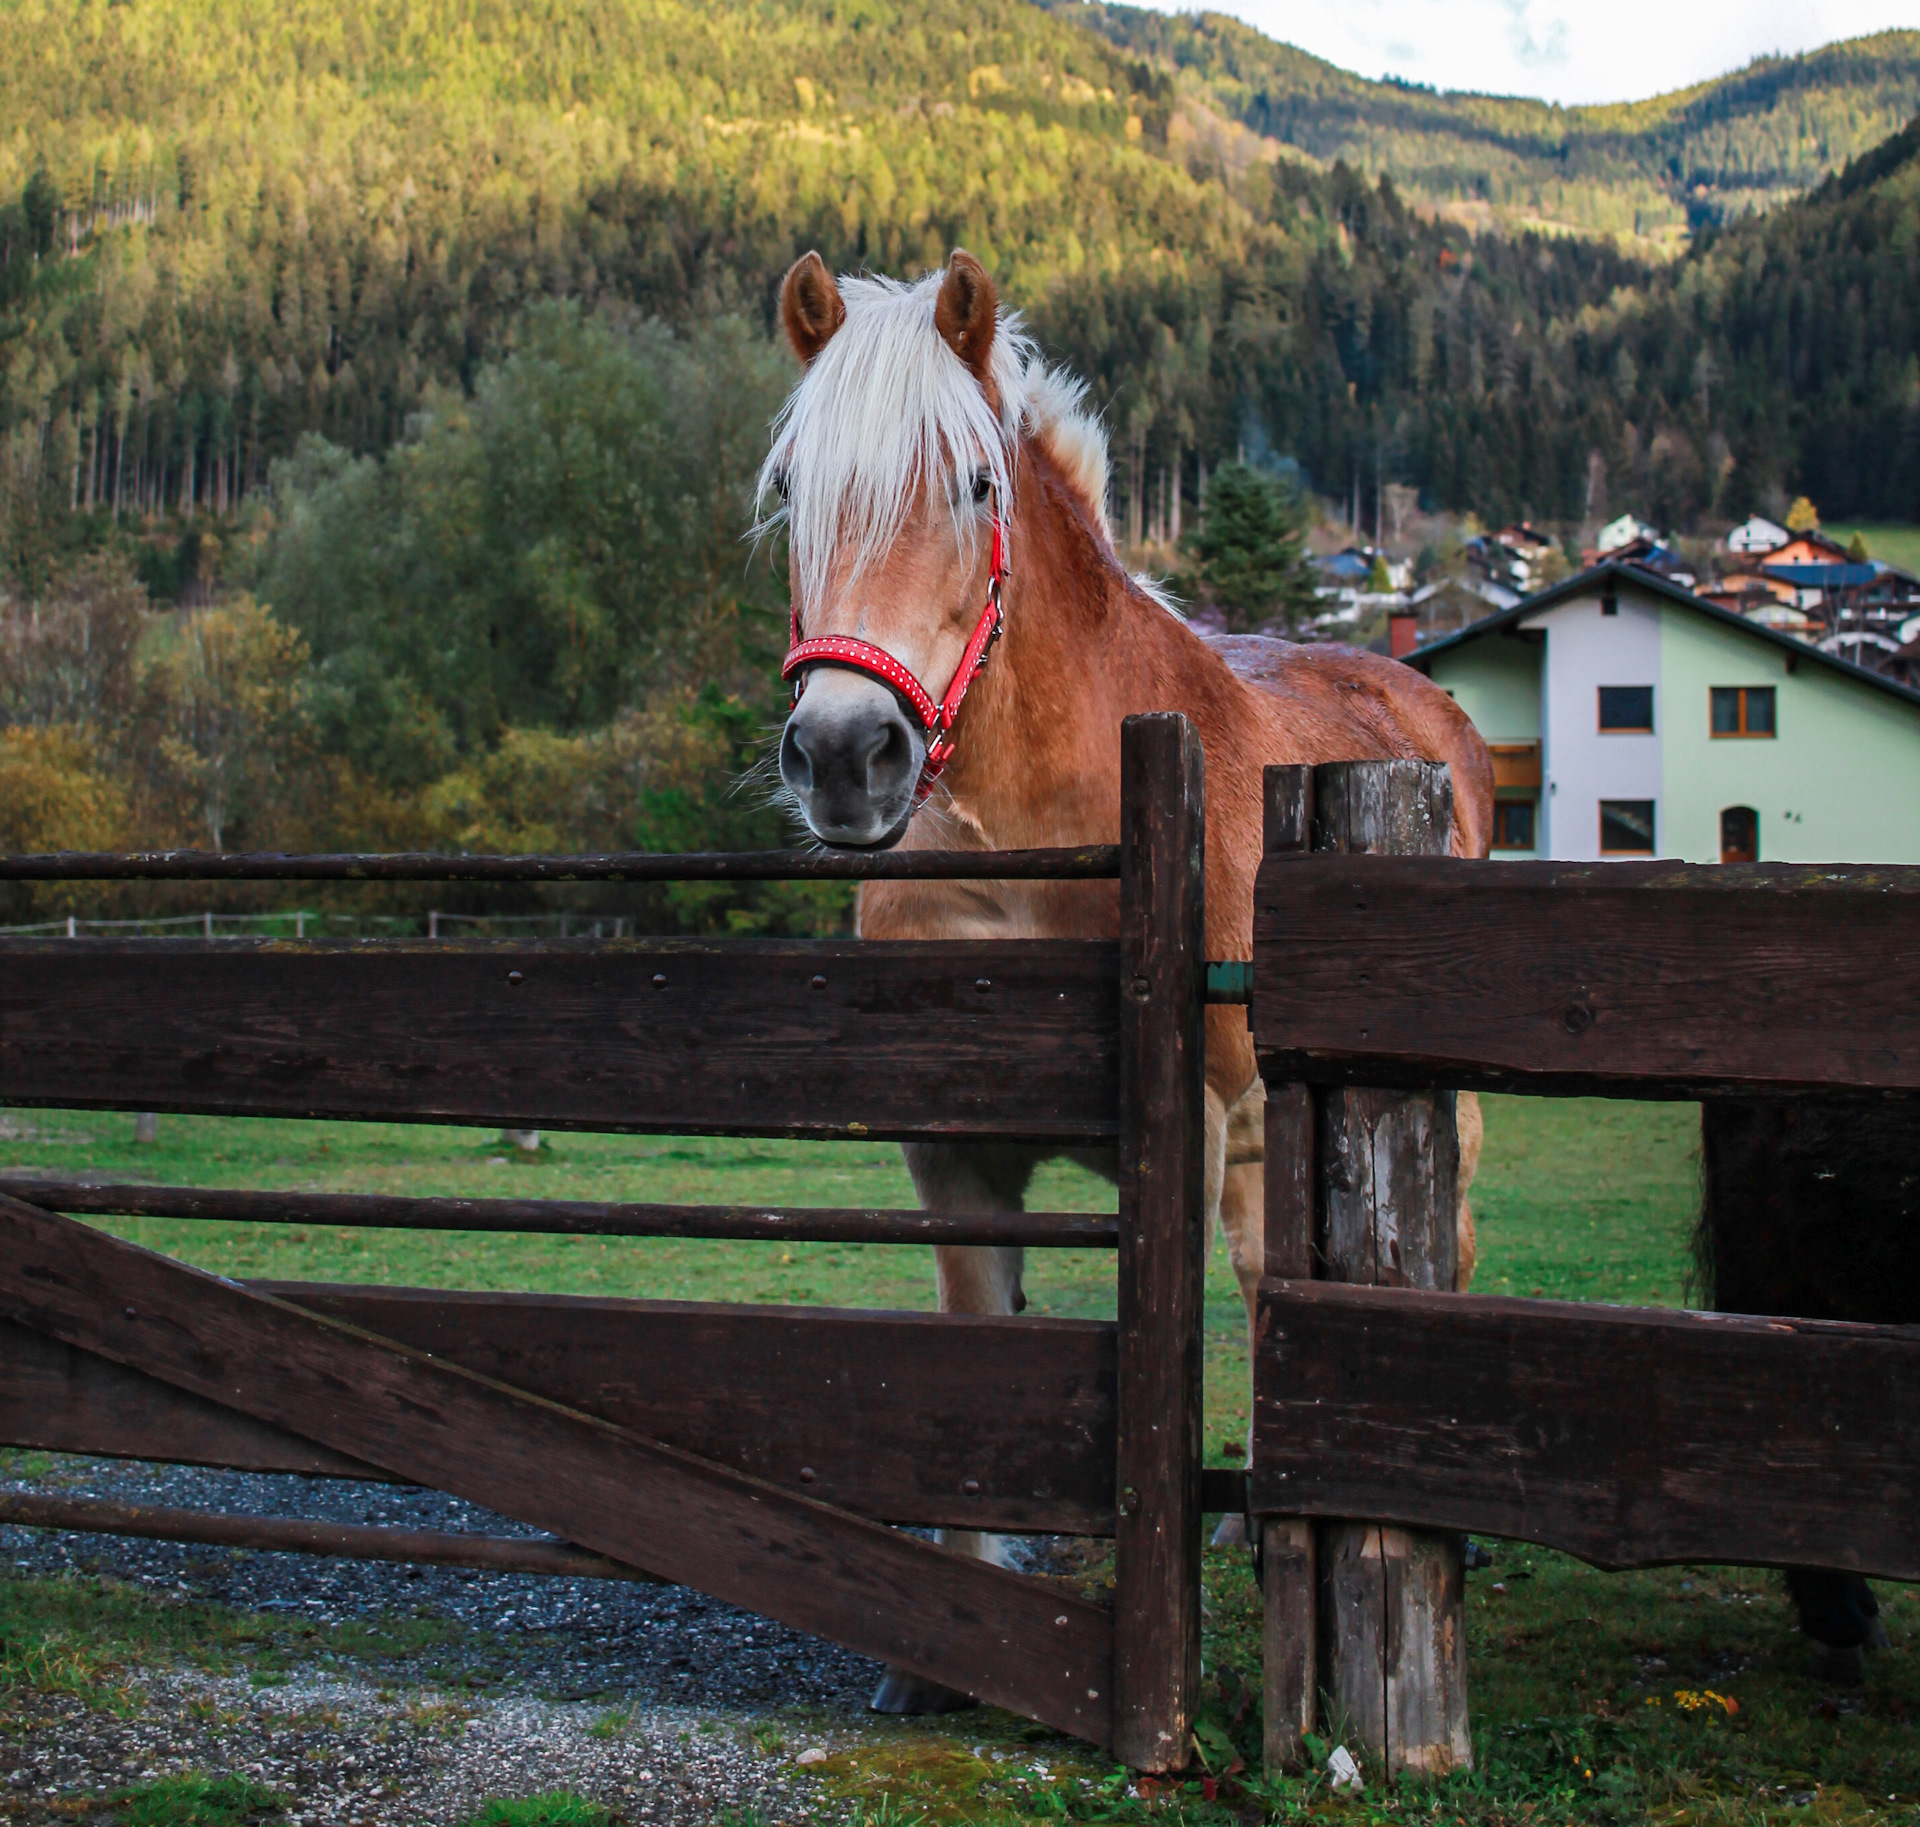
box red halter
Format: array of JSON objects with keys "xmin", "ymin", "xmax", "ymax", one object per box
[{"xmin": 782, "ymin": 513, "xmax": 1008, "ymax": 805}]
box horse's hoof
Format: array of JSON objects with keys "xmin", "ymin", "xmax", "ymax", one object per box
[
  {"xmin": 1810, "ymin": 1643, "xmax": 1866, "ymax": 1687},
  {"xmin": 1210, "ymin": 1512, "xmax": 1246, "ymax": 1549},
  {"xmin": 1866, "ymin": 1617, "xmax": 1892, "ymax": 1652},
  {"xmin": 870, "ymin": 1669, "xmax": 976, "ymax": 1715}
]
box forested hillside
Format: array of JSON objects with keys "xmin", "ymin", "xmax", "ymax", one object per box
[
  {"xmin": 5, "ymin": 0, "xmax": 1918, "ymax": 574},
  {"xmin": 1064, "ymin": 5, "xmax": 1920, "ymax": 248},
  {"xmin": 0, "ymin": 0, "xmax": 1199, "ymax": 548}
]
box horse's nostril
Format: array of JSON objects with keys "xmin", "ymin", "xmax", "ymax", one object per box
[
  {"xmin": 863, "ymin": 718, "xmax": 913, "ymax": 793},
  {"xmin": 779, "ymin": 720, "xmax": 815, "ymax": 793}
]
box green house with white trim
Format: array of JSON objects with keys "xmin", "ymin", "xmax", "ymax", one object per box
[{"xmin": 1406, "ymin": 562, "xmax": 1920, "ymax": 864}]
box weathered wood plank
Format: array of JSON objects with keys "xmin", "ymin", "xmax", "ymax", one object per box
[
  {"xmin": 1319, "ymin": 1526, "xmax": 1469, "ymax": 1780},
  {"xmin": 1252, "ymin": 1280, "xmax": 1920, "ymax": 1580},
  {"xmin": 1262, "ymin": 1517, "xmax": 1316, "ymax": 1774},
  {"xmin": 0, "ymin": 1490, "xmax": 660, "ymax": 1584},
  {"xmin": 1262, "ymin": 1085, "xmax": 1314, "ymax": 1282},
  {"xmin": 0, "ymin": 938, "xmax": 1119, "ymax": 1141},
  {"xmin": 1305, "ymin": 760, "xmax": 1469, "ymax": 1780},
  {"xmin": 1319, "ymin": 1088, "xmax": 1459, "ymax": 1292},
  {"xmin": 1253, "ymin": 857, "xmax": 1920, "ymax": 1098},
  {"xmin": 0, "ymin": 1317, "xmax": 379, "ymax": 1478},
  {"xmin": 0, "ymin": 1194, "xmax": 1114, "ymax": 1745},
  {"xmin": 1259, "ymin": 765, "xmax": 1317, "ymax": 1777},
  {"xmin": 1113, "ymin": 715, "xmax": 1208, "ymax": 1773},
  {"xmin": 1, "ymin": 1180, "xmax": 1117, "ymax": 1249},
  {"xmin": 1260, "ymin": 763, "xmax": 1316, "ymax": 1287},
  {"xmin": 0, "ymin": 1286, "xmax": 1119, "ymax": 1535},
  {"xmin": 0, "ymin": 846, "xmax": 1122, "ymax": 883}
]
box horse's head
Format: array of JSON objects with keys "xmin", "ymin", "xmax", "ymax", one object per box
[{"xmin": 763, "ymin": 250, "xmax": 1022, "ymax": 849}]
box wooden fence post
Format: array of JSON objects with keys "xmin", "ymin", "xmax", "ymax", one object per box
[
  {"xmin": 1114, "ymin": 713, "xmax": 1207, "ymax": 1772},
  {"xmin": 1312, "ymin": 760, "xmax": 1471, "ymax": 1779},
  {"xmin": 1259, "ymin": 765, "xmax": 1317, "ymax": 1776}
]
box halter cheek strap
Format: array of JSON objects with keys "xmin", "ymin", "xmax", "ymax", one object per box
[{"xmin": 781, "ymin": 512, "xmax": 1008, "ymax": 805}]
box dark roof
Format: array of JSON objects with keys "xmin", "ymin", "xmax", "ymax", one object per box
[{"xmin": 1403, "ymin": 560, "xmax": 1920, "ymax": 710}]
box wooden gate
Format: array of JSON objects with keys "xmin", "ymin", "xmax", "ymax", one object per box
[
  {"xmin": 1247, "ymin": 760, "xmax": 1920, "ymax": 1775},
  {"xmin": 0, "ymin": 714, "xmax": 1212, "ymax": 1771}
]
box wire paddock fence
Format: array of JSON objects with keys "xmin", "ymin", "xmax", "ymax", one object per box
[{"xmin": 0, "ymin": 910, "xmax": 642, "ymax": 941}]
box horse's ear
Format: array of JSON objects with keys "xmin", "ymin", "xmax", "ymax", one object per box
[
  {"xmin": 781, "ymin": 251, "xmax": 845, "ymax": 364},
  {"xmin": 935, "ymin": 249, "xmax": 997, "ymax": 387}
]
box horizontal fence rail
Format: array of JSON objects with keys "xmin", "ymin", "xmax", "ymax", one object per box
[
  {"xmin": 1252, "ymin": 1279, "xmax": 1920, "ymax": 1581},
  {"xmin": 0, "ymin": 937, "xmax": 1121, "ymax": 1142},
  {"xmin": 2, "ymin": 1181, "xmax": 1118, "ymax": 1248},
  {"xmin": 0, "ymin": 1490, "xmax": 661, "ymax": 1584},
  {"xmin": 0, "ymin": 912, "xmax": 644, "ymax": 940},
  {"xmin": 3, "ymin": 1284, "xmax": 1120, "ymax": 1534},
  {"xmin": 0, "ymin": 846, "xmax": 1121, "ymax": 883},
  {"xmin": 1253, "ymin": 855, "xmax": 1920, "ymax": 1097}
]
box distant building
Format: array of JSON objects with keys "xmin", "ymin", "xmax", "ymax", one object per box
[
  {"xmin": 1581, "ymin": 533, "xmax": 1694, "ymax": 589},
  {"xmin": 1595, "ymin": 514, "xmax": 1658, "ymax": 554},
  {"xmin": 1725, "ymin": 515, "xmax": 1789, "ymax": 556},
  {"xmin": 1312, "ymin": 548, "xmax": 1375, "ymax": 589},
  {"xmin": 1404, "ymin": 561, "xmax": 1920, "ymax": 864},
  {"xmin": 1766, "ymin": 529, "xmax": 1851, "ymax": 567}
]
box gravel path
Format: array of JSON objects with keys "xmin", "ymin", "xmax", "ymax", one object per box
[{"xmin": 0, "ymin": 1455, "xmax": 961, "ymax": 1824}]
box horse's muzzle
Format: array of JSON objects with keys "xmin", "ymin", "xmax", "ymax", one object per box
[{"xmin": 780, "ymin": 671, "xmax": 926, "ymax": 849}]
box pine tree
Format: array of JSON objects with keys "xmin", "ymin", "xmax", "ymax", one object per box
[{"xmin": 1183, "ymin": 463, "xmax": 1321, "ymax": 633}]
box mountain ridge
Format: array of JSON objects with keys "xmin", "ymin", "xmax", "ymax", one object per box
[{"xmin": 1056, "ymin": 5, "xmax": 1920, "ymax": 248}]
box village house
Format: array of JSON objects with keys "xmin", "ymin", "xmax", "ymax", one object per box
[
  {"xmin": 1405, "ymin": 560, "xmax": 1920, "ymax": 864},
  {"xmin": 1726, "ymin": 514, "xmax": 1790, "ymax": 555},
  {"xmin": 1703, "ymin": 523, "xmax": 1920, "ymax": 670}
]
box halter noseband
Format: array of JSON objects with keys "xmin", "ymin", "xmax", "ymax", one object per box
[{"xmin": 781, "ymin": 511, "xmax": 1008, "ymax": 806}]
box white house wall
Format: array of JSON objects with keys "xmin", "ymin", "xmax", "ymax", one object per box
[{"xmin": 1531, "ymin": 587, "xmax": 1663, "ymax": 860}]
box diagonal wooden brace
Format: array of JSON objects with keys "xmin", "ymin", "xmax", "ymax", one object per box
[{"xmin": 0, "ymin": 1193, "xmax": 1112, "ymax": 1746}]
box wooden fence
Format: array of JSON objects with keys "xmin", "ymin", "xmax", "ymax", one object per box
[
  {"xmin": 1249, "ymin": 760, "xmax": 1920, "ymax": 1779},
  {"xmin": 0, "ymin": 713, "xmax": 1215, "ymax": 1772}
]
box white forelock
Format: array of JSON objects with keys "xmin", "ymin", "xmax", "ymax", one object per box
[{"xmin": 759, "ymin": 265, "xmax": 1111, "ymax": 615}]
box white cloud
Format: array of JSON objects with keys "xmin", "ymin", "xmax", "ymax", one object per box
[{"xmin": 1158, "ymin": 0, "xmax": 1920, "ymax": 105}]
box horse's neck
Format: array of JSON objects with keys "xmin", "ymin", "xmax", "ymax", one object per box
[{"xmin": 941, "ymin": 442, "xmax": 1230, "ymax": 849}]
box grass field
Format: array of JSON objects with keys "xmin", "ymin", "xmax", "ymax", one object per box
[
  {"xmin": 1821, "ymin": 524, "xmax": 1920, "ymax": 578},
  {"xmin": 4, "ymin": 1095, "xmax": 1918, "ymax": 1823}
]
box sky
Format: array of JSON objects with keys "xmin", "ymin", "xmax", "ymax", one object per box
[{"xmin": 1170, "ymin": 0, "xmax": 1920, "ymax": 105}]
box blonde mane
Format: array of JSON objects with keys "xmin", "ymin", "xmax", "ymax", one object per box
[{"xmin": 759, "ymin": 265, "xmax": 1111, "ymax": 613}]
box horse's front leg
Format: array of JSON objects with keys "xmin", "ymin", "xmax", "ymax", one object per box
[{"xmin": 864, "ymin": 1140, "xmax": 1043, "ymax": 1715}]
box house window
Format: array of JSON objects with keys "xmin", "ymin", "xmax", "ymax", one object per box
[
  {"xmin": 1597, "ymin": 686, "xmax": 1654, "ymax": 732},
  {"xmin": 1711, "ymin": 686, "xmax": 1776, "ymax": 737},
  {"xmin": 1599, "ymin": 799, "xmax": 1656, "ymax": 854},
  {"xmin": 1720, "ymin": 806, "xmax": 1758, "ymax": 864},
  {"xmin": 1492, "ymin": 800, "xmax": 1536, "ymax": 851}
]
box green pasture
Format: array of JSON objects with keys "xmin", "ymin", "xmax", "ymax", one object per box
[
  {"xmin": 5, "ymin": 1096, "xmax": 1919, "ymax": 1824},
  {"xmin": 1823, "ymin": 524, "xmax": 1920, "ymax": 576}
]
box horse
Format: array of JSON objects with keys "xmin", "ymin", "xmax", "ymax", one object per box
[
  {"xmin": 1695, "ymin": 1098, "xmax": 1919, "ymax": 1682},
  {"xmin": 761, "ymin": 248, "xmax": 1496, "ymax": 1714}
]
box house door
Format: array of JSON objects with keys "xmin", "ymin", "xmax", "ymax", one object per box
[{"xmin": 1720, "ymin": 806, "xmax": 1758, "ymax": 864}]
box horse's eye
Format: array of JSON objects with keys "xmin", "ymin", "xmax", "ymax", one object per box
[
  {"xmin": 772, "ymin": 469, "xmax": 792, "ymax": 503},
  {"xmin": 970, "ymin": 470, "xmax": 992, "ymax": 505}
]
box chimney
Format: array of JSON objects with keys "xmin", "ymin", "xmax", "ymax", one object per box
[{"xmin": 1389, "ymin": 610, "xmax": 1419, "ymax": 659}]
